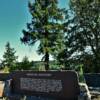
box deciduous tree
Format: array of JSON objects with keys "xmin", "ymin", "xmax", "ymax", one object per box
[{"xmin": 68, "ymin": 0, "xmax": 100, "ymax": 72}]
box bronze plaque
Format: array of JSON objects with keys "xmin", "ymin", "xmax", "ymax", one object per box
[{"xmin": 10, "ymin": 71, "xmax": 80, "ymax": 99}]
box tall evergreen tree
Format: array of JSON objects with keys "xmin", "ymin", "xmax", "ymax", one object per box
[
  {"xmin": 3, "ymin": 42, "xmax": 18, "ymax": 70},
  {"xmin": 21, "ymin": 0, "xmax": 66, "ymax": 70}
]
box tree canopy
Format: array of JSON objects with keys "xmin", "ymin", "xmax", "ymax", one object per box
[
  {"xmin": 66, "ymin": 0, "xmax": 100, "ymax": 72},
  {"xmin": 21, "ymin": 0, "xmax": 66, "ymax": 70},
  {"xmin": 20, "ymin": 0, "xmax": 100, "ymax": 72}
]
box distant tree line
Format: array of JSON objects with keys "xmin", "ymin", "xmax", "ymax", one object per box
[{"xmin": 0, "ymin": 42, "xmax": 58, "ymax": 72}]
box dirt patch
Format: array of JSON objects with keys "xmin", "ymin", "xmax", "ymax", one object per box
[{"xmin": 0, "ymin": 81, "xmax": 5, "ymax": 97}]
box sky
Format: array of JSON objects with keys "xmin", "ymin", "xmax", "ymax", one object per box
[{"xmin": 0, "ymin": 0, "xmax": 69, "ymax": 61}]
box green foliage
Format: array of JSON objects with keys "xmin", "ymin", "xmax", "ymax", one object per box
[
  {"xmin": 2, "ymin": 42, "xmax": 18, "ymax": 72},
  {"xmin": 56, "ymin": 0, "xmax": 100, "ymax": 72},
  {"xmin": 55, "ymin": 0, "xmax": 99, "ymax": 72},
  {"xmin": 78, "ymin": 64, "xmax": 86, "ymax": 83},
  {"xmin": 3, "ymin": 66, "xmax": 9, "ymax": 73},
  {"xmin": 21, "ymin": 0, "xmax": 66, "ymax": 70}
]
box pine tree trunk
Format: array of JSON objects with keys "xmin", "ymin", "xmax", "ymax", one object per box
[{"xmin": 45, "ymin": 51, "xmax": 49, "ymax": 71}]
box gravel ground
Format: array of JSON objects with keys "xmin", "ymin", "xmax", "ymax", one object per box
[
  {"xmin": 91, "ymin": 93, "xmax": 100, "ymax": 100},
  {"xmin": 92, "ymin": 96, "xmax": 100, "ymax": 100},
  {"xmin": 89, "ymin": 87, "xmax": 100, "ymax": 100}
]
